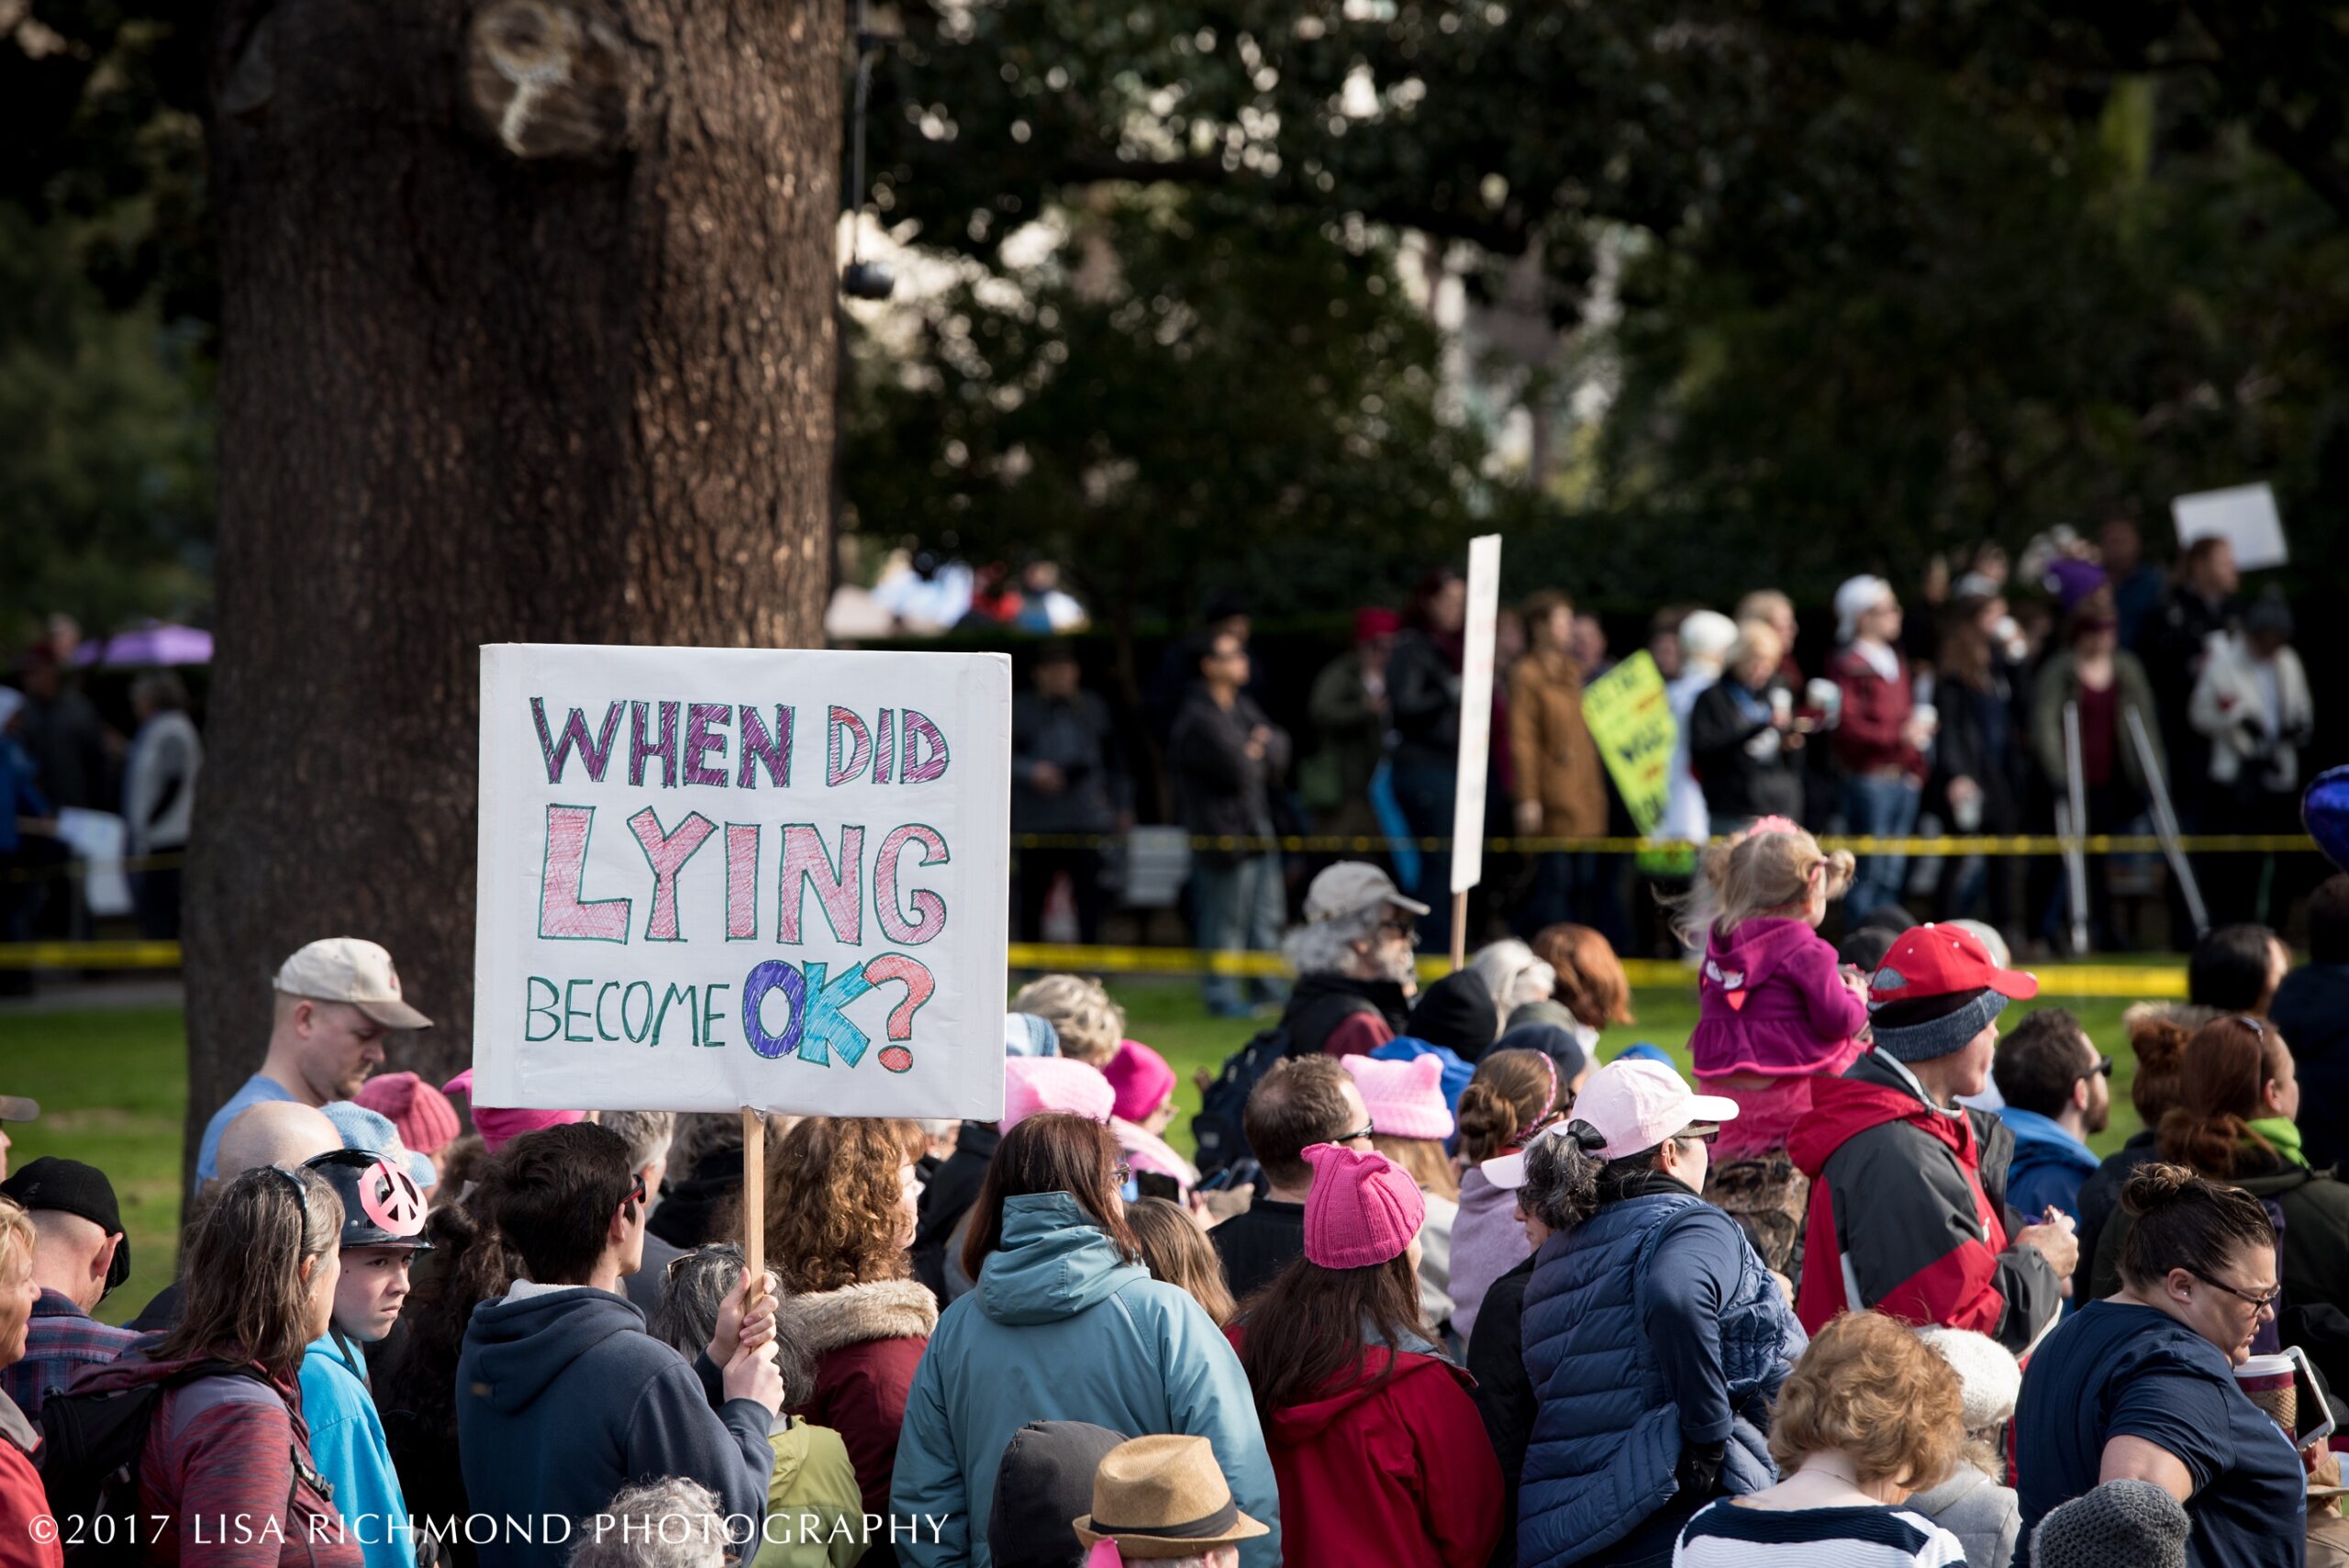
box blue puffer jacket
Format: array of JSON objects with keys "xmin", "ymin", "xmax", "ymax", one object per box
[{"xmin": 1519, "ymin": 1188, "xmax": 1803, "ymax": 1568}]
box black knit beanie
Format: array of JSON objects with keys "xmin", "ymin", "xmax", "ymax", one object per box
[{"xmin": 1407, "ymin": 971, "xmax": 1500, "ymax": 1061}]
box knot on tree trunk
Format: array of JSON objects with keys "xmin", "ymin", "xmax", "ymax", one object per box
[{"xmin": 465, "ymin": 0, "xmax": 638, "ymax": 161}]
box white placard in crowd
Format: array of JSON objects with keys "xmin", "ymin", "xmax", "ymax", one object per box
[
  {"xmin": 1451, "ymin": 535, "xmax": 1504, "ymax": 894},
  {"xmin": 473, "ymin": 643, "xmax": 1012, "ymax": 1119},
  {"xmin": 2172, "ymin": 482, "xmax": 2288, "ymax": 571}
]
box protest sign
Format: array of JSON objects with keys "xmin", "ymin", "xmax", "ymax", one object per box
[
  {"xmin": 1450, "ymin": 536, "xmax": 1504, "ymax": 895},
  {"xmin": 2172, "ymin": 482, "xmax": 2288, "ymax": 571},
  {"xmin": 1582, "ymin": 651, "xmax": 1675, "ymax": 836},
  {"xmin": 473, "ymin": 643, "xmax": 1012, "ymax": 1120}
]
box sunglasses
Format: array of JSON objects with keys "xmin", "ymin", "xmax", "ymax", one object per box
[
  {"xmin": 1675, "ymin": 1125, "xmax": 1721, "ymax": 1146},
  {"xmin": 2080, "ymin": 1057, "xmax": 2115, "ymax": 1081}
]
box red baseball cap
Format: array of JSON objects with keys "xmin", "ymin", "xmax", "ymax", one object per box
[{"xmin": 1869, "ymin": 924, "xmax": 2039, "ymax": 1007}]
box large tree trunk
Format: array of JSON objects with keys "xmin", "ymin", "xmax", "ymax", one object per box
[{"xmin": 182, "ymin": 0, "xmax": 842, "ymax": 1186}]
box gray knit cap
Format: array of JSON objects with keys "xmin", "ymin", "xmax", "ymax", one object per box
[
  {"xmin": 2030, "ymin": 1480, "xmax": 2189, "ymax": 1568},
  {"xmin": 1870, "ymin": 988, "xmax": 2009, "ymax": 1063}
]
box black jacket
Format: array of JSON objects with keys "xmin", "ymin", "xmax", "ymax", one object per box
[
  {"xmin": 1386, "ymin": 630, "xmax": 1462, "ymax": 769},
  {"xmin": 1467, "ymin": 1253, "xmax": 1536, "ymax": 1568},
  {"xmin": 1687, "ymin": 680, "xmax": 1802, "ymax": 822},
  {"xmin": 2072, "ymin": 1129, "xmax": 2162, "ymax": 1303},
  {"xmin": 1168, "ymin": 686, "xmax": 1288, "ymax": 859},
  {"xmin": 2273, "ymin": 963, "xmax": 2349, "ymax": 1171},
  {"xmin": 1278, "ymin": 972, "xmax": 1412, "ymax": 1055},
  {"xmin": 1011, "ymin": 688, "xmax": 1129, "ymax": 835},
  {"xmin": 1929, "ymin": 671, "xmax": 2025, "ymax": 830},
  {"xmin": 913, "ymin": 1121, "xmax": 999, "ymax": 1298}
]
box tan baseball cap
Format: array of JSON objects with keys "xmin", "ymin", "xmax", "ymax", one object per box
[
  {"xmin": 1302, "ymin": 862, "xmax": 1430, "ymax": 923},
  {"xmin": 273, "ymin": 938, "xmax": 433, "ymax": 1030}
]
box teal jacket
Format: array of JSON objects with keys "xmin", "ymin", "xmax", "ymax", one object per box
[
  {"xmin": 300, "ymin": 1331, "xmax": 414, "ymax": 1568},
  {"xmin": 889, "ymin": 1192, "xmax": 1280, "ymax": 1567}
]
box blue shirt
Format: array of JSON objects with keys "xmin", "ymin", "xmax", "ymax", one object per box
[
  {"xmin": 300, "ymin": 1331, "xmax": 415, "ymax": 1568},
  {"xmin": 195, "ymin": 1073, "xmax": 298, "ymax": 1181},
  {"xmin": 2014, "ymin": 1299, "xmax": 2303, "ymax": 1568},
  {"xmin": 1996, "ymin": 1107, "xmax": 2102, "ymax": 1225}
]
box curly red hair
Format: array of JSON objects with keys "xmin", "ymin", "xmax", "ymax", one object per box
[{"xmin": 765, "ymin": 1117, "xmax": 924, "ymax": 1294}]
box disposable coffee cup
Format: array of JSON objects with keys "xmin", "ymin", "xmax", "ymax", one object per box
[
  {"xmin": 2235, "ymin": 1352, "xmax": 2298, "ymax": 1433},
  {"xmin": 1771, "ymin": 688, "xmax": 1794, "ymax": 724}
]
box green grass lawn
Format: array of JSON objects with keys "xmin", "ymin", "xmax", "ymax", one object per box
[{"xmin": 0, "ymin": 983, "xmax": 2152, "ymax": 1325}]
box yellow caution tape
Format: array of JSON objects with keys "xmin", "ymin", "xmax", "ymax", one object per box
[
  {"xmin": 1014, "ymin": 832, "xmax": 2317, "ymax": 856},
  {"xmin": 2, "ymin": 939, "xmax": 2186, "ymax": 995}
]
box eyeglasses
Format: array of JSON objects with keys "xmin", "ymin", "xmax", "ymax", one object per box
[
  {"xmin": 1338, "ymin": 1121, "xmax": 1376, "ymax": 1145},
  {"xmin": 2192, "ymin": 1270, "xmax": 2283, "ymax": 1313},
  {"xmin": 1675, "ymin": 1125, "xmax": 1721, "ymax": 1146},
  {"xmin": 2079, "ymin": 1057, "xmax": 2115, "ymax": 1081},
  {"xmin": 1375, "ymin": 920, "xmax": 1417, "ymax": 943}
]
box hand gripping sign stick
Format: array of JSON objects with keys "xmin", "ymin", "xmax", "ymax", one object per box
[
  {"xmin": 2127, "ymin": 705, "xmax": 2210, "ymax": 939},
  {"xmin": 2060, "ymin": 701, "xmax": 2092, "ymax": 957},
  {"xmin": 1450, "ymin": 535, "xmax": 1504, "ymax": 970}
]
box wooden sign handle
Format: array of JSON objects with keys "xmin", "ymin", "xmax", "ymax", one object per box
[
  {"xmin": 741, "ymin": 1106, "xmax": 766, "ymax": 1307},
  {"xmin": 1450, "ymin": 891, "xmax": 1469, "ymax": 972}
]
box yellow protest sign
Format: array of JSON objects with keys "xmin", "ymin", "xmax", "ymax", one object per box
[{"xmin": 1582, "ymin": 651, "xmax": 1675, "ymax": 837}]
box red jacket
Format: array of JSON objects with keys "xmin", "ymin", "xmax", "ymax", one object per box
[
  {"xmin": 0, "ymin": 1392, "xmax": 60, "ymax": 1568},
  {"xmin": 69, "ymin": 1350, "xmax": 361, "ymax": 1568},
  {"xmin": 776, "ymin": 1278, "xmax": 937, "ymax": 1520},
  {"xmin": 1226, "ymin": 1329, "xmax": 1501, "ymax": 1568},
  {"xmin": 1787, "ymin": 1051, "xmax": 2059, "ymax": 1356},
  {"xmin": 1830, "ymin": 644, "xmax": 1923, "ymax": 779}
]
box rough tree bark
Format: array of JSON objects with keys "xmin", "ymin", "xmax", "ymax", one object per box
[{"xmin": 181, "ymin": 0, "xmax": 842, "ymax": 1184}]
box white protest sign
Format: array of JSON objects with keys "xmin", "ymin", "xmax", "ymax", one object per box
[
  {"xmin": 1451, "ymin": 534, "xmax": 1503, "ymax": 894},
  {"xmin": 473, "ymin": 643, "xmax": 1011, "ymax": 1119},
  {"xmin": 2172, "ymin": 482, "xmax": 2288, "ymax": 571}
]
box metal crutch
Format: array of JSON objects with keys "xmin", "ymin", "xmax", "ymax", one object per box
[
  {"xmin": 2061, "ymin": 700, "xmax": 2092, "ymax": 957},
  {"xmin": 2125, "ymin": 705, "xmax": 2210, "ymax": 940}
]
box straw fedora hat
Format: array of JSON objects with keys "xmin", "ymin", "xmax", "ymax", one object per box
[{"xmin": 1071, "ymin": 1435, "xmax": 1270, "ymax": 1558}]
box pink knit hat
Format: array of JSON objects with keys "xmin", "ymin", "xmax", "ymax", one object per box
[
  {"xmin": 440, "ymin": 1069, "xmax": 585, "ymax": 1154},
  {"xmin": 353, "ymin": 1072, "xmax": 461, "ymax": 1156},
  {"xmin": 1301, "ymin": 1144, "xmax": 1426, "ymax": 1269},
  {"xmin": 1102, "ymin": 1040, "xmax": 1176, "ymax": 1125},
  {"xmin": 1003, "ymin": 1055, "xmax": 1116, "ymax": 1130},
  {"xmin": 1340, "ymin": 1053, "xmax": 1453, "ymax": 1140}
]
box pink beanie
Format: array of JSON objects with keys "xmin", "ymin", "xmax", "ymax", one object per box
[
  {"xmin": 353, "ymin": 1072, "xmax": 461, "ymax": 1155},
  {"xmin": 1003, "ymin": 1056, "xmax": 1116, "ymax": 1130},
  {"xmin": 1102, "ymin": 1040, "xmax": 1177, "ymax": 1125},
  {"xmin": 1301, "ymin": 1144, "xmax": 1426, "ymax": 1269},
  {"xmin": 1340, "ymin": 1053, "xmax": 1453, "ymax": 1141},
  {"xmin": 440, "ymin": 1069, "xmax": 585, "ymax": 1154}
]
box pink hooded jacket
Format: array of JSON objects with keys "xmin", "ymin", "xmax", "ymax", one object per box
[{"xmin": 1687, "ymin": 917, "xmax": 1867, "ymax": 1079}]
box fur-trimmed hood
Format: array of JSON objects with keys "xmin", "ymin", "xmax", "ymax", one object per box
[{"xmin": 774, "ymin": 1277, "xmax": 938, "ymax": 1358}]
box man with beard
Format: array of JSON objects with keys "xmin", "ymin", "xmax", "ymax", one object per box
[
  {"xmin": 195, "ymin": 938, "xmax": 433, "ymax": 1180},
  {"xmin": 1992, "ymin": 1008, "xmax": 2112, "ymax": 1226}
]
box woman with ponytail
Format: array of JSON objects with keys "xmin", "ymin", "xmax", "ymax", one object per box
[
  {"xmin": 1680, "ymin": 820, "xmax": 1870, "ymax": 1161},
  {"xmin": 2087, "ymin": 1017, "xmax": 2349, "ymax": 1326},
  {"xmin": 2071, "ymin": 1006, "xmax": 2193, "ymax": 1302},
  {"xmin": 1447, "ymin": 1049, "xmax": 1561, "ymax": 1340},
  {"xmin": 64, "ymin": 1165, "xmax": 362, "ymax": 1566},
  {"xmin": 1517, "ymin": 1060, "xmax": 1805, "ymax": 1568},
  {"xmin": 2015, "ymin": 1163, "xmax": 2304, "ymax": 1567}
]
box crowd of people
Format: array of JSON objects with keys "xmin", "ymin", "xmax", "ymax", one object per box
[
  {"xmin": 1, "ymin": 837, "xmax": 2346, "ymax": 1566},
  {"xmin": 1007, "ymin": 522, "xmax": 2321, "ymax": 993}
]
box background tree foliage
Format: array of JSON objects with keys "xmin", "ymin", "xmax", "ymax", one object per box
[{"xmin": 9, "ymin": 0, "xmax": 2349, "ymax": 632}]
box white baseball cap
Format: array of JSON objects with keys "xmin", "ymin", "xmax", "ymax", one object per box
[
  {"xmin": 1570, "ymin": 1058, "xmax": 1737, "ymax": 1160},
  {"xmin": 273, "ymin": 938, "xmax": 433, "ymax": 1030},
  {"xmin": 1479, "ymin": 1122, "xmax": 1569, "ymax": 1191}
]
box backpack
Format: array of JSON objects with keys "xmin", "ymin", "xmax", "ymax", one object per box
[
  {"xmin": 38, "ymin": 1359, "xmax": 275, "ymax": 1565},
  {"xmin": 1190, "ymin": 992, "xmax": 1377, "ymax": 1180}
]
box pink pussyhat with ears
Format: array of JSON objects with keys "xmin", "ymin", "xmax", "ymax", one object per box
[
  {"xmin": 1340, "ymin": 1052, "xmax": 1453, "ymax": 1140},
  {"xmin": 440, "ymin": 1069, "xmax": 584, "ymax": 1154},
  {"xmin": 1002, "ymin": 1055, "xmax": 1115, "ymax": 1130},
  {"xmin": 1301, "ymin": 1143, "xmax": 1426, "ymax": 1270}
]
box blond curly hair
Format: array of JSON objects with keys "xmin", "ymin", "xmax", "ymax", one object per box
[{"xmin": 1010, "ymin": 973, "xmax": 1126, "ymax": 1066}]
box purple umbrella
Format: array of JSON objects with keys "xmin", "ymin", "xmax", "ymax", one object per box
[{"xmin": 70, "ymin": 624, "xmax": 214, "ymax": 668}]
